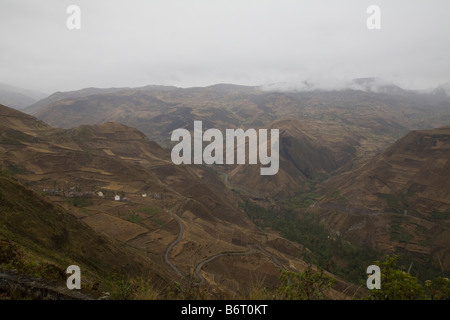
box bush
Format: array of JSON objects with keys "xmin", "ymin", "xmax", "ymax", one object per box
[
  {"xmin": 365, "ymin": 255, "xmax": 449, "ymax": 300},
  {"xmin": 275, "ymin": 266, "xmax": 335, "ymax": 300}
]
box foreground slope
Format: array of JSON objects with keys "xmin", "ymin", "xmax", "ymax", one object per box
[{"xmin": 0, "ymin": 173, "xmax": 166, "ymax": 297}]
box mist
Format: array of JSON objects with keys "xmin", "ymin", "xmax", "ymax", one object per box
[{"xmin": 0, "ymin": 0, "xmax": 449, "ymax": 93}]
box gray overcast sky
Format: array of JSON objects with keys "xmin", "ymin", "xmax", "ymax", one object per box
[{"xmin": 1, "ymin": 0, "xmax": 449, "ymax": 94}]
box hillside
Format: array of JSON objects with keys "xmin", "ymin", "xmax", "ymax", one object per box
[
  {"xmin": 0, "ymin": 104, "xmax": 363, "ymax": 298},
  {"xmin": 228, "ymin": 118, "xmax": 360, "ymax": 198},
  {"xmin": 32, "ymin": 84, "xmax": 450, "ymax": 152},
  {"xmin": 0, "ymin": 174, "xmax": 157, "ymax": 276},
  {"xmin": 29, "ymin": 84, "xmax": 450, "ymax": 201},
  {"xmin": 3, "ymin": 78, "xmax": 450, "ymax": 297},
  {"xmin": 23, "ymin": 87, "xmax": 128, "ymax": 115},
  {"xmin": 314, "ymin": 127, "xmax": 450, "ymax": 274}
]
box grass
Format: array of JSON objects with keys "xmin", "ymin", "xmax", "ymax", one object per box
[
  {"xmin": 67, "ymin": 196, "xmax": 94, "ymax": 208},
  {"xmin": 124, "ymin": 206, "xmax": 165, "ymax": 225},
  {"xmin": 149, "ymin": 217, "xmax": 165, "ymax": 225},
  {"xmin": 284, "ymin": 192, "xmax": 321, "ymax": 209},
  {"xmin": 231, "ymin": 187, "xmax": 243, "ymax": 194},
  {"xmin": 431, "ymin": 211, "xmax": 450, "ymax": 220},
  {"xmin": 135, "ymin": 206, "xmax": 164, "ymax": 225},
  {"xmin": 2, "ymin": 165, "xmax": 27, "ymax": 176},
  {"xmin": 390, "ymin": 224, "xmax": 414, "ymax": 243},
  {"xmin": 124, "ymin": 214, "xmax": 144, "ymax": 224},
  {"xmin": 330, "ymin": 190, "xmax": 347, "ymax": 202},
  {"xmin": 376, "ymin": 193, "xmax": 407, "ymax": 211},
  {"xmin": 0, "ymin": 239, "xmax": 66, "ymax": 282},
  {"xmin": 137, "ymin": 205, "xmax": 161, "ymax": 216}
]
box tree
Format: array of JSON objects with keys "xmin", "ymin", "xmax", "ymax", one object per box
[
  {"xmin": 425, "ymin": 277, "xmax": 450, "ymax": 300},
  {"xmin": 368, "ymin": 255, "xmax": 424, "ymax": 300}
]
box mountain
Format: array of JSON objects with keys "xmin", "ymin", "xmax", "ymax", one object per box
[
  {"xmin": 31, "ymin": 84, "xmax": 450, "ymax": 150},
  {"xmin": 3, "ymin": 77, "xmax": 450, "ymax": 297},
  {"xmin": 320, "ymin": 127, "xmax": 450, "ymax": 214},
  {"xmin": 0, "ymin": 83, "xmax": 47, "ymax": 110},
  {"xmin": 228, "ymin": 118, "xmax": 360, "ymax": 198},
  {"xmin": 0, "ymin": 103, "xmax": 362, "ymax": 298},
  {"xmin": 23, "ymin": 87, "xmax": 130, "ymax": 115},
  {"xmin": 315, "ymin": 127, "xmax": 450, "ymax": 273},
  {"xmin": 27, "ymin": 84, "xmax": 450, "ymax": 201}
]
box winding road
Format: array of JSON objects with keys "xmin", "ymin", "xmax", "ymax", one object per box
[
  {"xmin": 163, "ymin": 195, "xmax": 286, "ymax": 286},
  {"xmin": 164, "ymin": 204, "xmax": 186, "ymax": 278},
  {"xmin": 164, "ymin": 209, "xmax": 285, "ymax": 285},
  {"xmin": 193, "ymin": 246, "xmax": 256, "ymax": 285}
]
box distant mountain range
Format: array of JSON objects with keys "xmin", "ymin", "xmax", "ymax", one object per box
[{"xmin": 0, "ymin": 83, "xmax": 47, "ymax": 110}]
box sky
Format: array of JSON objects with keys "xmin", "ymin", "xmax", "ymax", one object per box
[{"xmin": 1, "ymin": 0, "xmax": 449, "ymax": 94}]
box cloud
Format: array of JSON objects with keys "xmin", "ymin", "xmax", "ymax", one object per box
[{"xmin": 0, "ymin": 0, "xmax": 449, "ymax": 93}]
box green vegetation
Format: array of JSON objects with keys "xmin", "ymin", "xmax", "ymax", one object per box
[
  {"xmin": 149, "ymin": 218, "xmax": 165, "ymax": 226},
  {"xmin": 246, "ymin": 266, "xmax": 336, "ymax": 300},
  {"xmin": 105, "ymin": 266, "xmax": 338, "ymax": 300},
  {"xmin": 283, "ymin": 191, "xmax": 321, "ymax": 210},
  {"xmin": 68, "ymin": 196, "xmax": 94, "ymax": 207},
  {"xmin": 135, "ymin": 206, "xmax": 164, "ymax": 225},
  {"xmin": 103, "ymin": 273, "xmax": 160, "ymax": 300},
  {"xmin": 366, "ymin": 255, "xmax": 449, "ymax": 300},
  {"xmin": 376, "ymin": 193, "xmax": 407, "ymax": 212},
  {"xmin": 124, "ymin": 213, "xmax": 144, "ymax": 224},
  {"xmin": 330, "ymin": 190, "xmax": 347, "ymax": 202},
  {"xmin": 137, "ymin": 205, "xmax": 161, "ymax": 216},
  {"xmin": 406, "ymin": 188, "xmax": 416, "ymax": 197},
  {"xmin": 276, "ymin": 267, "xmax": 335, "ymax": 300},
  {"xmin": 2, "ymin": 165, "xmax": 27, "ymax": 176},
  {"xmin": 242, "ymin": 200, "xmax": 446, "ymax": 285},
  {"xmin": 240, "ymin": 201, "xmax": 380, "ymax": 284},
  {"xmin": 390, "ymin": 221, "xmax": 414, "ymax": 243},
  {"xmin": 231, "ymin": 187, "xmax": 243, "ymax": 194},
  {"xmin": 0, "ymin": 239, "xmax": 65, "ymax": 281},
  {"xmin": 431, "ymin": 211, "xmax": 450, "ymax": 220}
]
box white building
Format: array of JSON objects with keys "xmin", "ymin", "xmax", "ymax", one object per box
[{"xmin": 114, "ymin": 195, "xmax": 120, "ymax": 201}]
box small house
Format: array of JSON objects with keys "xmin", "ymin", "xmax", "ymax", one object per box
[{"xmin": 114, "ymin": 195, "xmax": 120, "ymax": 201}]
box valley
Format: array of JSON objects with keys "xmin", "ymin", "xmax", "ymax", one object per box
[{"xmin": 1, "ymin": 81, "xmax": 449, "ymax": 299}]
